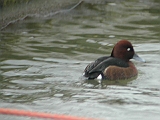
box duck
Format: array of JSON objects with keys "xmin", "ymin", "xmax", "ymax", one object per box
[{"xmin": 83, "ymin": 40, "xmax": 145, "ymax": 80}]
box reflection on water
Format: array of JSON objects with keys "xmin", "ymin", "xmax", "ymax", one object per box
[{"xmin": 0, "ymin": 0, "xmax": 160, "ymax": 120}]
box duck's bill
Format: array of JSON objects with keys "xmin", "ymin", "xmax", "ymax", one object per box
[{"xmin": 133, "ymin": 53, "xmax": 146, "ymax": 62}]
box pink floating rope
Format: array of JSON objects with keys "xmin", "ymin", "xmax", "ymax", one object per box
[{"xmin": 0, "ymin": 108, "xmax": 100, "ymax": 120}]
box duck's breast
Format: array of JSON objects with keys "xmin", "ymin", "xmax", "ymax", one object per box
[{"xmin": 104, "ymin": 61, "xmax": 138, "ymax": 80}]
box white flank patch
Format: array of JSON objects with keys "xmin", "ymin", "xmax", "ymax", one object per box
[{"xmin": 97, "ymin": 74, "xmax": 102, "ymax": 80}]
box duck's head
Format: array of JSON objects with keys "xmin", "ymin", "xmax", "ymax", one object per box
[{"xmin": 111, "ymin": 40, "xmax": 145, "ymax": 62}]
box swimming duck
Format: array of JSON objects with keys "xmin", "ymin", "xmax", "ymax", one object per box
[{"xmin": 83, "ymin": 40, "xmax": 145, "ymax": 80}]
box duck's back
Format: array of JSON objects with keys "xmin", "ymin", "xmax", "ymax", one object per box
[{"xmin": 83, "ymin": 56, "xmax": 129, "ymax": 79}]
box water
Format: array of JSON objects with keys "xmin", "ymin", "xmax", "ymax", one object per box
[{"xmin": 0, "ymin": 0, "xmax": 160, "ymax": 120}]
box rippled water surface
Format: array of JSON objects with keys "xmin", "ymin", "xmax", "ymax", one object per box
[{"xmin": 0, "ymin": 0, "xmax": 160, "ymax": 120}]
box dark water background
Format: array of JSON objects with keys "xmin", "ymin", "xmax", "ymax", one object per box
[{"xmin": 0, "ymin": 0, "xmax": 160, "ymax": 120}]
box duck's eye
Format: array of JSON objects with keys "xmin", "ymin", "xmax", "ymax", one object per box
[{"xmin": 127, "ymin": 48, "xmax": 131, "ymax": 51}]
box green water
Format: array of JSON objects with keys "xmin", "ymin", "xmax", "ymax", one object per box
[{"xmin": 0, "ymin": 0, "xmax": 160, "ymax": 120}]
